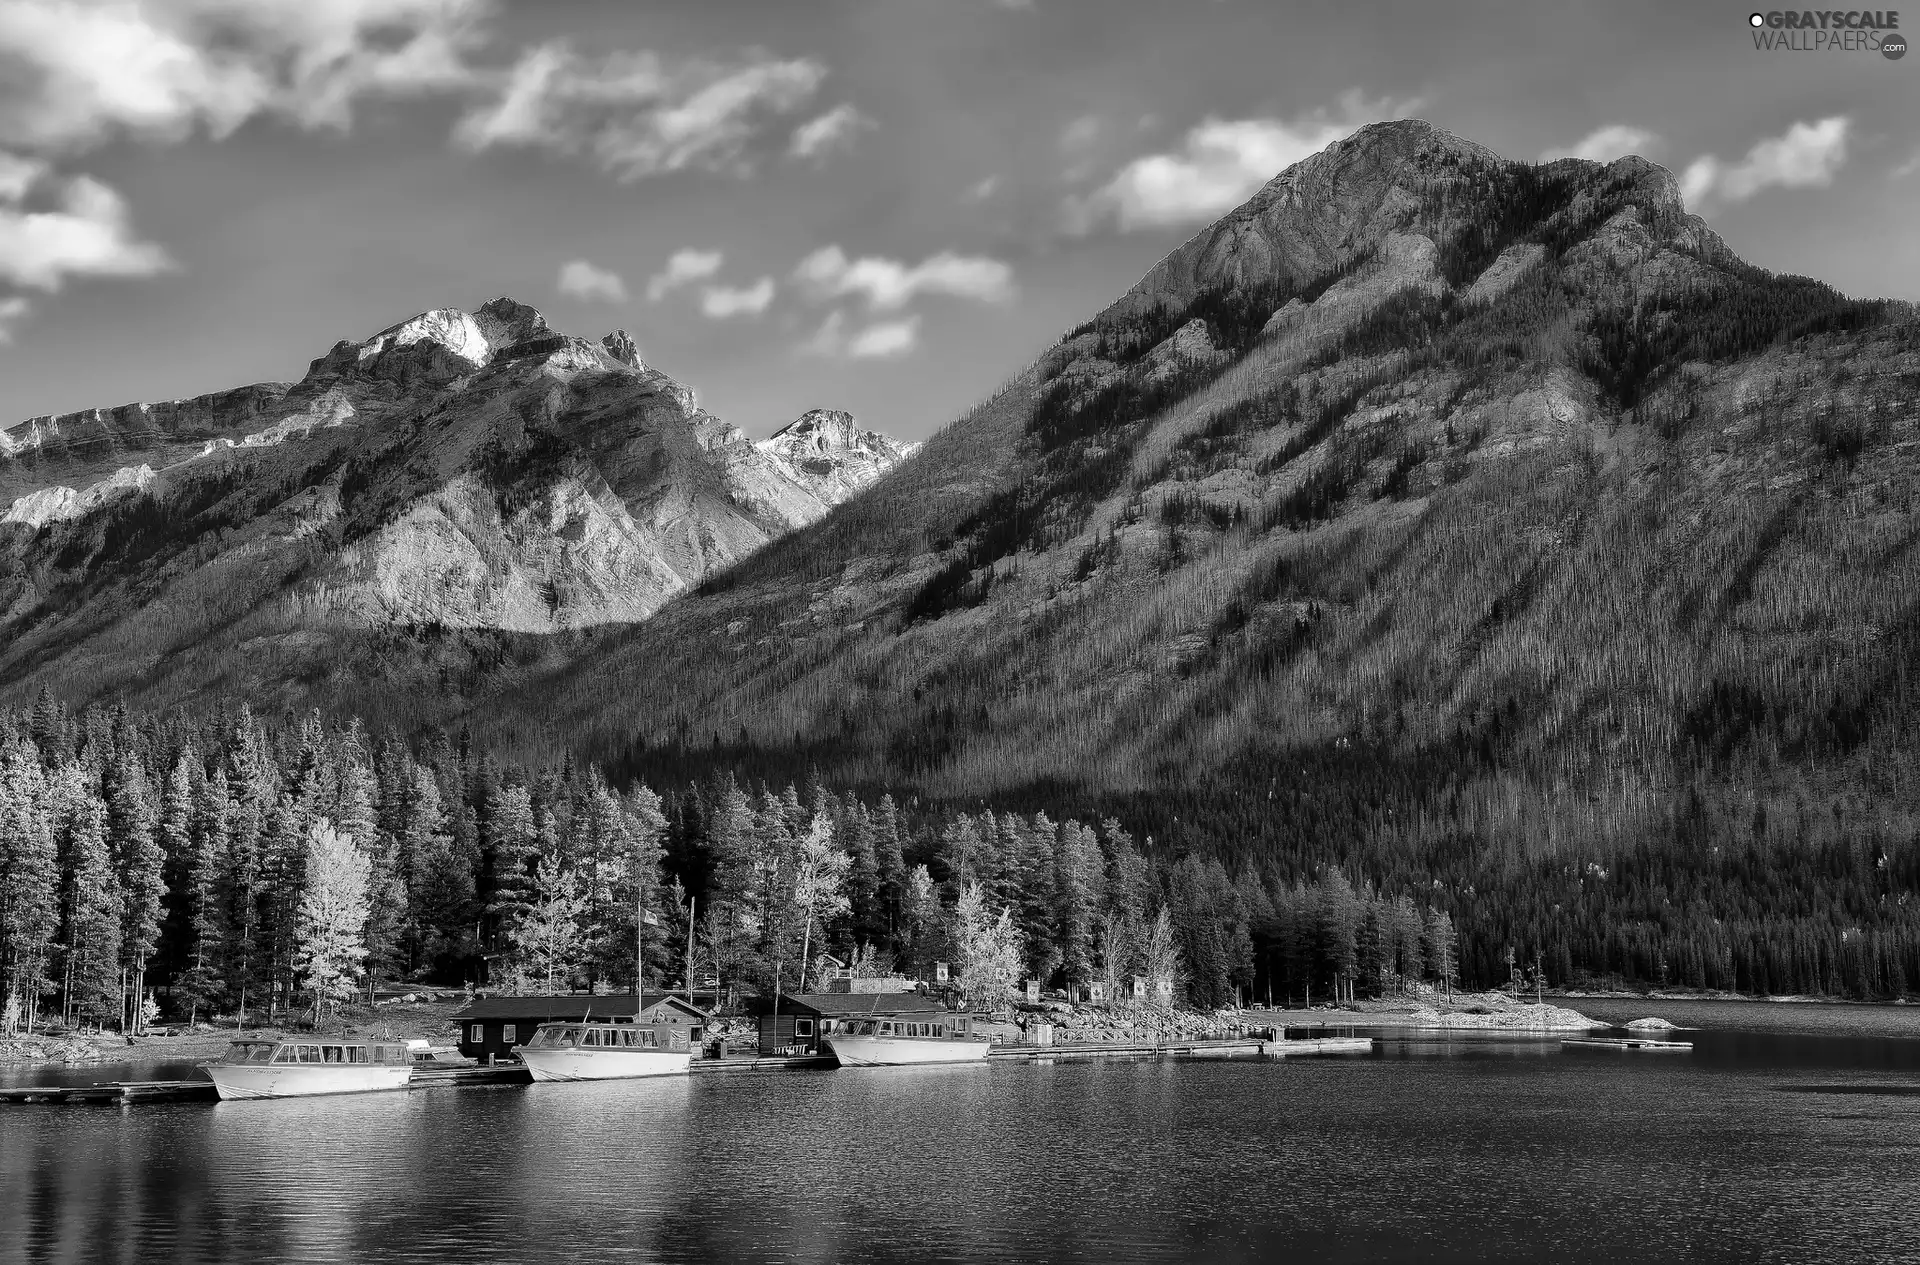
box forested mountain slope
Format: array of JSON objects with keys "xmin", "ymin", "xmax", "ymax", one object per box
[{"xmin": 470, "ymin": 120, "xmax": 1920, "ymax": 987}]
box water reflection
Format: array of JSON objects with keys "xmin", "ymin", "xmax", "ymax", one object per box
[{"xmin": 6, "ymin": 1003, "xmax": 1920, "ymax": 1263}]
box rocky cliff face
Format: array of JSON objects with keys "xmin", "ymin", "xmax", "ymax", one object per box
[{"xmin": 0, "ymin": 298, "xmax": 914, "ymax": 705}]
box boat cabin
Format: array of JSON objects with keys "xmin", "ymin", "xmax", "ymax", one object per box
[
  {"xmin": 449, "ymin": 993, "xmax": 709, "ymax": 1062},
  {"xmin": 837, "ymin": 1016, "xmax": 973, "ymax": 1039},
  {"xmin": 219, "ymin": 1039, "xmax": 413, "ymax": 1065},
  {"xmin": 526, "ymin": 1022, "xmax": 688, "ymax": 1052},
  {"xmin": 750, "ymin": 992, "xmax": 942, "ymax": 1056}
]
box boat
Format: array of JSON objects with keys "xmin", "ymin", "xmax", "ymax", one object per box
[
  {"xmin": 1560, "ymin": 1036, "xmax": 1694, "ymax": 1052},
  {"xmin": 822, "ymin": 1015, "xmax": 991, "ymax": 1067},
  {"xmin": 201, "ymin": 1038, "xmax": 416, "ymax": 1100},
  {"xmin": 517, "ymin": 1019, "xmax": 692, "ymax": 1081}
]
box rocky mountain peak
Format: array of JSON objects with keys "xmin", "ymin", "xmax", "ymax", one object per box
[
  {"xmin": 755, "ymin": 408, "xmax": 920, "ymax": 502},
  {"xmin": 602, "ymin": 329, "xmax": 643, "ymax": 369}
]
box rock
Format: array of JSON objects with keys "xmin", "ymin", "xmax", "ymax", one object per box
[
  {"xmin": 1625, "ymin": 1017, "xmax": 1678, "ymax": 1031},
  {"xmin": 601, "ymin": 329, "xmax": 643, "ymax": 368}
]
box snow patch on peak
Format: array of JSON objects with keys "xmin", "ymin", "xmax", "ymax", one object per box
[{"xmin": 363, "ymin": 309, "xmax": 491, "ymax": 369}]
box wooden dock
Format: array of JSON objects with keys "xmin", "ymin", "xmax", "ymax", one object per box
[
  {"xmin": 1561, "ymin": 1037, "xmax": 1693, "ymax": 1052},
  {"xmin": 989, "ymin": 1035, "xmax": 1372, "ymax": 1062},
  {"xmin": 0, "ymin": 1079, "xmax": 217, "ymax": 1105}
]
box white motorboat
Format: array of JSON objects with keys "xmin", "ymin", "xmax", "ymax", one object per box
[
  {"xmin": 823, "ymin": 1016, "xmax": 991, "ymax": 1067},
  {"xmin": 518, "ymin": 1020, "xmax": 692, "ymax": 1081},
  {"xmin": 201, "ymin": 1038, "xmax": 416, "ymax": 1100}
]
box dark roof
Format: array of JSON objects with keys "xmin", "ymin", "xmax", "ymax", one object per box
[
  {"xmin": 450, "ymin": 993, "xmax": 708, "ymax": 1021},
  {"xmin": 749, "ymin": 991, "xmax": 941, "ymax": 1017}
]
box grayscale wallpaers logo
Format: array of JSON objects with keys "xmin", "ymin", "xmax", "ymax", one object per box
[{"xmin": 1746, "ymin": 9, "xmax": 1905, "ymax": 55}]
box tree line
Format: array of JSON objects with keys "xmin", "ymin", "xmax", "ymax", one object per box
[{"xmin": 0, "ymin": 696, "xmax": 1475, "ymax": 1031}]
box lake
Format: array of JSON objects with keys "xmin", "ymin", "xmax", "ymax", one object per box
[{"xmin": 5, "ymin": 999, "xmax": 1920, "ymax": 1263}]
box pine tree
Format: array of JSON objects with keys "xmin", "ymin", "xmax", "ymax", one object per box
[
  {"xmin": 56, "ymin": 765, "xmax": 123, "ymax": 1029},
  {"xmin": 0, "ymin": 741, "xmax": 57, "ymax": 1031},
  {"xmin": 175, "ymin": 755, "xmax": 227, "ymax": 1023},
  {"xmin": 108, "ymin": 759, "xmax": 166, "ymax": 1032},
  {"xmin": 1425, "ymin": 906, "xmax": 1459, "ymax": 999}
]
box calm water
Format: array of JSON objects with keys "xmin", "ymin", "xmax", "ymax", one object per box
[{"xmin": 6, "ymin": 1000, "xmax": 1920, "ymax": 1264}]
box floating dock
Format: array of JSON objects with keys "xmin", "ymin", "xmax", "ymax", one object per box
[
  {"xmin": 1561, "ymin": 1037, "xmax": 1693, "ymax": 1052},
  {"xmin": 989, "ymin": 1035, "xmax": 1372, "ymax": 1062}
]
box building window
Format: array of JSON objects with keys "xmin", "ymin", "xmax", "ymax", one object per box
[
  {"xmin": 503, "ymin": 1025, "xmax": 517, "ymax": 1043},
  {"xmin": 794, "ymin": 1019, "xmax": 814, "ymax": 1037},
  {"xmin": 470, "ymin": 1025, "xmax": 483, "ymax": 1044}
]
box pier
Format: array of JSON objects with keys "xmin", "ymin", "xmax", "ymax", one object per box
[{"xmin": 988, "ymin": 1035, "xmax": 1373, "ymax": 1062}]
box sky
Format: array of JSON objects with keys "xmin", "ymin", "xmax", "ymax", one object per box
[{"xmin": 1, "ymin": 0, "xmax": 1917, "ymax": 444}]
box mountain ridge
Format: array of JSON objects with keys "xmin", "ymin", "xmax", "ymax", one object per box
[{"xmin": 0, "ymin": 296, "xmax": 915, "ymax": 709}]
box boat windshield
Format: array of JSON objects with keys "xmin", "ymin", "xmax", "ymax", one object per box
[{"xmin": 224, "ymin": 1042, "xmax": 278, "ymax": 1064}]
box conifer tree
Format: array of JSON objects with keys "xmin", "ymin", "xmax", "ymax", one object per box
[
  {"xmin": 56, "ymin": 766, "xmax": 123, "ymax": 1029},
  {"xmin": 108, "ymin": 760, "xmax": 166, "ymax": 1032},
  {"xmin": 0, "ymin": 742, "xmax": 57, "ymax": 1031}
]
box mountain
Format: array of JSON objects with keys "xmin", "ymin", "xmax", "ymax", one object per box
[
  {"xmin": 0, "ymin": 298, "xmax": 912, "ymax": 715},
  {"xmin": 474, "ymin": 120, "xmax": 1919, "ymax": 851},
  {"xmin": 757, "ymin": 409, "xmax": 921, "ymax": 503}
]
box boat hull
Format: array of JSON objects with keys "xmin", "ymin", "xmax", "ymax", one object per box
[
  {"xmin": 520, "ymin": 1048, "xmax": 691, "ymax": 1081},
  {"xmin": 824, "ymin": 1035, "xmax": 992, "ymax": 1067},
  {"xmin": 204, "ymin": 1064, "xmax": 414, "ymax": 1100}
]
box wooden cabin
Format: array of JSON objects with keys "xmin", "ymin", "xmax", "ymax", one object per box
[
  {"xmin": 749, "ymin": 991, "xmax": 942, "ymax": 1056},
  {"xmin": 449, "ymin": 993, "xmax": 709, "ymax": 1063}
]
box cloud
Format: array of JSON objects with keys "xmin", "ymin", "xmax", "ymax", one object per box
[
  {"xmin": 792, "ymin": 245, "xmax": 1015, "ymax": 310},
  {"xmin": 0, "ymin": 161, "xmax": 172, "ymax": 291},
  {"xmin": 646, "ymin": 247, "xmax": 724, "ymax": 301},
  {"xmin": 454, "ymin": 41, "xmax": 827, "ymax": 180},
  {"xmin": 0, "ymin": 294, "xmax": 29, "ymax": 343},
  {"xmin": 964, "ymin": 174, "xmax": 1001, "ymax": 202},
  {"xmin": 1679, "ymin": 117, "xmax": 1850, "ymax": 209},
  {"xmin": 848, "ymin": 316, "xmax": 918, "ymax": 357},
  {"xmin": 789, "ymin": 103, "xmax": 874, "ymax": 161},
  {"xmin": 1894, "ymin": 148, "xmax": 1920, "ymax": 180},
  {"xmin": 0, "ymin": 0, "xmax": 490, "ymax": 154},
  {"xmin": 1540, "ymin": 124, "xmax": 1659, "ymax": 163},
  {"xmin": 699, "ymin": 276, "xmax": 775, "ymax": 318},
  {"xmin": 1065, "ymin": 89, "xmax": 1419, "ymax": 233},
  {"xmin": 800, "ymin": 309, "xmax": 919, "ymax": 358},
  {"xmin": 556, "ymin": 258, "xmax": 627, "ymax": 303}
]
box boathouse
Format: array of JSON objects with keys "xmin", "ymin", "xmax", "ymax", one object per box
[
  {"xmin": 449, "ymin": 993, "xmax": 709, "ymax": 1062},
  {"xmin": 750, "ymin": 991, "xmax": 941, "ymax": 1056}
]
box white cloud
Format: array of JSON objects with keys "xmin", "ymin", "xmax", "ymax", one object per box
[
  {"xmin": 848, "ymin": 315, "xmax": 918, "ymax": 357},
  {"xmin": 1680, "ymin": 117, "xmax": 1850, "ymax": 209},
  {"xmin": 793, "ymin": 245, "xmax": 1015, "ymax": 310},
  {"xmin": 0, "ymin": 0, "xmax": 489, "ymax": 154},
  {"xmin": 964, "ymin": 174, "xmax": 1001, "ymax": 202},
  {"xmin": 0, "ymin": 294, "xmax": 29, "ymax": 343},
  {"xmin": 556, "ymin": 258, "xmax": 627, "ymax": 303},
  {"xmin": 799, "ymin": 309, "xmax": 919, "ymax": 358},
  {"xmin": 1065, "ymin": 89, "xmax": 1419, "ymax": 233},
  {"xmin": 699, "ymin": 276, "xmax": 775, "ymax": 318},
  {"xmin": 0, "ymin": 164, "xmax": 172, "ymax": 291},
  {"xmin": 646, "ymin": 247, "xmax": 724, "ymax": 301},
  {"xmin": 789, "ymin": 103, "xmax": 874, "ymax": 161},
  {"xmin": 454, "ymin": 42, "xmax": 827, "ymax": 181},
  {"xmin": 1540, "ymin": 124, "xmax": 1659, "ymax": 163},
  {"xmin": 1894, "ymin": 148, "xmax": 1920, "ymax": 180}
]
